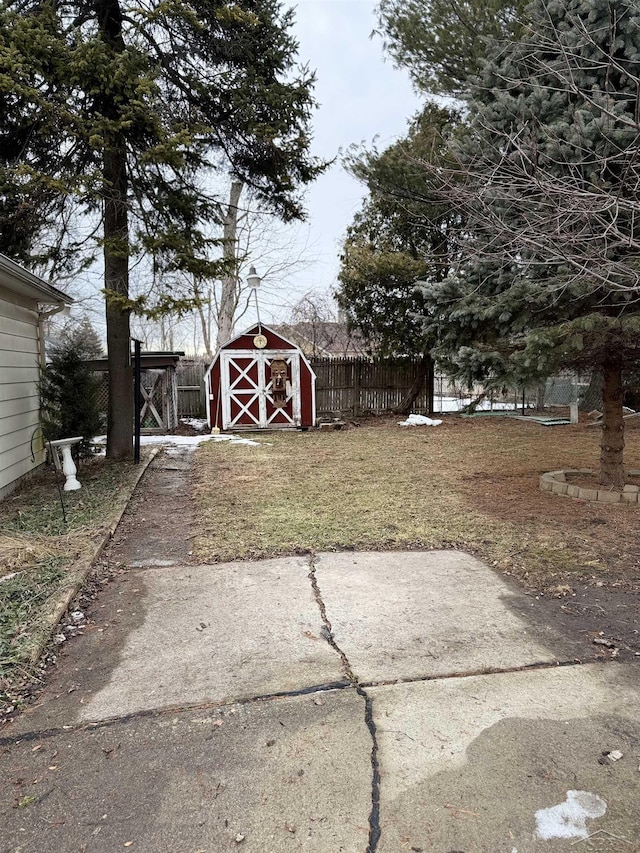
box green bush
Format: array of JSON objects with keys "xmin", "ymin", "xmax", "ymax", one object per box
[{"xmin": 39, "ymin": 318, "xmax": 103, "ymax": 458}]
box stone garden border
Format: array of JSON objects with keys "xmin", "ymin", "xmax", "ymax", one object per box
[{"xmin": 540, "ymin": 468, "xmax": 640, "ymax": 504}]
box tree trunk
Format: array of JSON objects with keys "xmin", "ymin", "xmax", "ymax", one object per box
[
  {"xmin": 599, "ymin": 360, "xmax": 625, "ymax": 488},
  {"xmin": 197, "ymin": 297, "xmax": 213, "ymax": 360},
  {"xmin": 98, "ymin": 0, "xmax": 132, "ymax": 460},
  {"xmin": 462, "ymin": 392, "xmax": 487, "ymax": 414},
  {"xmin": 579, "ymin": 370, "xmax": 603, "ymax": 412},
  {"xmin": 104, "ymin": 143, "xmax": 133, "ymax": 460},
  {"xmin": 216, "ymin": 179, "xmax": 243, "ymax": 350},
  {"xmin": 393, "ymin": 353, "xmax": 432, "ymax": 415}
]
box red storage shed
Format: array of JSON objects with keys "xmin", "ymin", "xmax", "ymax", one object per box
[{"xmin": 204, "ymin": 324, "xmax": 317, "ymax": 430}]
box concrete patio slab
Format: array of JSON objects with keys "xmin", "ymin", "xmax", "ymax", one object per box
[
  {"xmin": 371, "ymin": 663, "xmax": 640, "ymax": 852},
  {"xmin": 79, "ymin": 557, "xmax": 345, "ymax": 722},
  {"xmin": 4, "ymin": 539, "xmax": 639, "ymax": 853},
  {"xmin": 314, "ymin": 551, "xmax": 566, "ymax": 683},
  {"xmin": 1, "ymin": 689, "xmax": 372, "ymax": 853}
]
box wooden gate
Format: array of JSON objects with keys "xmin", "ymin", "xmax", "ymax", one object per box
[{"xmin": 220, "ymin": 350, "xmax": 301, "ymax": 429}]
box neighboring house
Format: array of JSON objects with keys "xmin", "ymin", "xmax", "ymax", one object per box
[
  {"xmin": 272, "ymin": 322, "xmax": 370, "ymax": 359},
  {"xmin": 0, "ymin": 254, "xmax": 72, "ymax": 499}
]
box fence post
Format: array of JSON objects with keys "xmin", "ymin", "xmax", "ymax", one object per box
[
  {"xmin": 427, "ymin": 356, "xmax": 434, "ymax": 415},
  {"xmin": 199, "ymin": 374, "xmax": 207, "ymax": 418},
  {"xmin": 353, "ymin": 359, "xmax": 361, "ymax": 417}
]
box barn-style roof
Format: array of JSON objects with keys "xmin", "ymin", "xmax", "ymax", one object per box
[{"xmin": 204, "ymin": 323, "xmax": 315, "ymax": 380}]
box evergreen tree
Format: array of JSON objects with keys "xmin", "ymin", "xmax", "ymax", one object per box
[
  {"xmin": 336, "ymin": 106, "xmax": 460, "ymax": 411},
  {"xmin": 419, "ymin": 0, "xmax": 640, "ymax": 487},
  {"xmin": 41, "ymin": 319, "xmax": 103, "ymax": 457},
  {"xmin": 0, "ymin": 0, "xmax": 325, "ymax": 458},
  {"xmin": 376, "ymin": 0, "xmax": 523, "ymax": 97},
  {"xmin": 60, "ymin": 316, "xmax": 104, "ymax": 360}
]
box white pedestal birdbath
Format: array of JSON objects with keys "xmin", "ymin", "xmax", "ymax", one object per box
[{"xmin": 49, "ymin": 437, "xmax": 83, "ymax": 490}]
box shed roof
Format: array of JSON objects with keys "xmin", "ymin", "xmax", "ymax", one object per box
[
  {"xmin": 85, "ymin": 351, "xmax": 185, "ymax": 372},
  {"xmin": 217, "ymin": 322, "xmax": 300, "ymax": 352},
  {"xmin": 0, "ymin": 253, "xmax": 73, "ymax": 306},
  {"xmin": 204, "ymin": 324, "xmax": 315, "ymax": 381}
]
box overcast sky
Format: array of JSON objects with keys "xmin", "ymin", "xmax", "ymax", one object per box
[{"xmin": 256, "ymin": 0, "xmax": 422, "ymax": 324}]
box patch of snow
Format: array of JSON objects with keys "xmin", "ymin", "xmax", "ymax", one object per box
[
  {"xmin": 399, "ymin": 414, "xmax": 443, "ymax": 427},
  {"xmin": 91, "ymin": 433, "xmax": 260, "ymax": 453},
  {"xmin": 535, "ymin": 790, "xmax": 606, "ymax": 840},
  {"xmin": 436, "ymin": 396, "xmax": 519, "ymax": 413},
  {"xmin": 180, "ymin": 417, "xmax": 208, "ymax": 432}
]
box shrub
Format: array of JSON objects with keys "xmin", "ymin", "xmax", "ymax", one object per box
[{"xmin": 39, "ymin": 318, "xmax": 103, "ymax": 458}]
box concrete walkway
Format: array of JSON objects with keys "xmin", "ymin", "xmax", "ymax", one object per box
[{"xmin": 1, "ymin": 455, "xmax": 639, "ymax": 852}]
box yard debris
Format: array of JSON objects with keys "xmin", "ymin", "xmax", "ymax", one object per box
[
  {"xmin": 398, "ymin": 414, "xmax": 443, "ymax": 427},
  {"xmin": 549, "ymin": 584, "xmax": 574, "ymax": 598},
  {"xmin": 599, "ymin": 749, "xmax": 624, "ymax": 765},
  {"xmin": 318, "ymin": 419, "xmax": 347, "ymax": 431},
  {"xmin": 443, "ymin": 803, "xmax": 480, "ymax": 816},
  {"xmin": 592, "ymin": 637, "xmax": 616, "ymax": 649}
]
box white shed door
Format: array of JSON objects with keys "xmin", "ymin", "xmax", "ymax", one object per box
[{"xmin": 220, "ymin": 350, "xmax": 301, "ymax": 429}]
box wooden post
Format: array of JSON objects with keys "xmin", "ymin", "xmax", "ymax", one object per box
[
  {"xmin": 427, "ymin": 355, "xmax": 434, "ymax": 415},
  {"xmin": 354, "ymin": 359, "xmax": 361, "ymax": 417}
]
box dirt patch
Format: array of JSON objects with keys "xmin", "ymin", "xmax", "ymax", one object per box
[
  {"xmin": 106, "ymin": 450, "xmax": 197, "ymax": 568},
  {"xmin": 503, "ymin": 575, "xmax": 640, "ymax": 663},
  {"xmin": 563, "ymin": 473, "xmax": 640, "ymax": 491}
]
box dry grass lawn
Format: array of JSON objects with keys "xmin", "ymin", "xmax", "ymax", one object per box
[
  {"xmin": 192, "ymin": 415, "xmax": 640, "ymax": 592},
  {"xmin": 0, "ymin": 457, "xmax": 145, "ymax": 673}
]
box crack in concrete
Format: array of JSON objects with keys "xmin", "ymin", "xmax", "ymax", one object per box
[
  {"xmin": 0, "ymin": 680, "xmax": 353, "ymax": 747},
  {"xmin": 308, "ymin": 555, "xmax": 381, "ymax": 853},
  {"xmin": 305, "ymin": 556, "xmax": 619, "ymax": 853},
  {"xmin": 358, "ymin": 656, "xmax": 597, "ymax": 689}
]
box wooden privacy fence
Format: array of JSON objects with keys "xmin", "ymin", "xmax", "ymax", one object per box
[
  {"xmin": 309, "ymin": 357, "xmax": 433, "ymax": 417},
  {"xmin": 175, "ymin": 357, "xmax": 435, "ymax": 420},
  {"xmin": 176, "ymin": 359, "xmax": 208, "ymax": 418}
]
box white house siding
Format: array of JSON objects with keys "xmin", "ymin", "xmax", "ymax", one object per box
[{"xmin": 0, "ymin": 287, "xmax": 44, "ymax": 498}]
